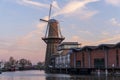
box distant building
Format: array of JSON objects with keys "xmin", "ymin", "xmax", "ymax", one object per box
[
  {"xmin": 55, "ymin": 42, "xmax": 81, "ymax": 68},
  {"xmin": 58, "ymin": 42, "xmax": 80, "ymax": 51}
]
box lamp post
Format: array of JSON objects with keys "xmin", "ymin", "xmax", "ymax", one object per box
[
  {"xmin": 60, "ymin": 64, "xmax": 61, "ymax": 73},
  {"xmin": 66, "ymin": 64, "xmax": 68, "ymax": 74},
  {"xmin": 112, "ymin": 64, "xmax": 115, "ymax": 75}
]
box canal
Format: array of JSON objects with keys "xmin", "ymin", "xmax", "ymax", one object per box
[{"xmin": 0, "ymin": 70, "xmax": 120, "ymax": 80}]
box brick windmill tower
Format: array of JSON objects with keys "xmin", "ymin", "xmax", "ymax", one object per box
[{"xmin": 40, "ymin": 4, "xmax": 65, "ymax": 72}]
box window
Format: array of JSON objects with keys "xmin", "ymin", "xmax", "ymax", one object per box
[
  {"xmin": 76, "ymin": 61, "xmax": 81, "ymax": 67},
  {"xmin": 94, "ymin": 58, "xmax": 105, "ymax": 68}
]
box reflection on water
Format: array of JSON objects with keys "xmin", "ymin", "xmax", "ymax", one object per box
[
  {"xmin": 0, "ymin": 70, "xmax": 120, "ymax": 80},
  {"xmin": 46, "ymin": 75, "xmax": 120, "ymax": 80}
]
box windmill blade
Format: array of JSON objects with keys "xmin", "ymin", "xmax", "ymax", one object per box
[
  {"xmin": 40, "ymin": 19, "xmax": 48, "ymax": 22},
  {"xmin": 58, "ymin": 24, "xmax": 64, "ymax": 38},
  {"xmin": 48, "ymin": 4, "xmax": 52, "ymax": 20},
  {"xmin": 45, "ymin": 23, "xmax": 49, "ymax": 38}
]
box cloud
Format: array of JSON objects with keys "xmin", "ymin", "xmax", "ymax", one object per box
[
  {"xmin": 83, "ymin": 34, "xmax": 120, "ymax": 46},
  {"xmin": 0, "ymin": 0, "xmax": 100, "ymax": 63},
  {"xmin": 17, "ymin": 0, "xmax": 99, "ymax": 19},
  {"xmin": 70, "ymin": 36, "xmax": 80, "ymax": 42},
  {"xmin": 79, "ymin": 10, "xmax": 98, "ymax": 19},
  {"xmin": 17, "ymin": 0, "xmax": 60, "ymax": 9},
  {"xmin": 109, "ymin": 18, "xmax": 120, "ymax": 27},
  {"xmin": 105, "ymin": 0, "xmax": 120, "ymax": 7},
  {"xmin": 69, "ymin": 30, "xmax": 120, "ymax": 46},
  {"xmin": 79, "ymin": 30, "xmax": 93, "ymax": 35},
  {"xmin": 101, "ymin": 32, "xmax": 111, "ymax": 39},
  {"xmin": 52, "ymin": 0, "xmax": 60, "ymax": 9},
  {"xmin": 0, "ymin": 17, "xmax": 47, "ymax": 63},
  {"xmin": 17, "ymin": 0, "xmax": 49, "ymax": 8},
  {"xmin": 66, "ymin": 35, "xmax": 90, "ymax": 46},
  {"xmin": 52, "ymin": 0, "xmax": 99, "ymax": 19}
]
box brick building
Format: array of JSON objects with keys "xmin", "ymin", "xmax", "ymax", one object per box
[
  {"xmin": 69, "ymin": 43, "xmax": 120, "ymax": 72},
  {"xmin": 54, "ymin": 42, "xmax": 120, "ymax": 74}
]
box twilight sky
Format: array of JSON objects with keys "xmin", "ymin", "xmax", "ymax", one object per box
[{"xmin": 0, "ymin": 0, "xmax": 120, "ymax": 63}]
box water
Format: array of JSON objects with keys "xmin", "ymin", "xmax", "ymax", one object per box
[{"xmin": 0, "ymin": 70, "xmax": 120, "ymax": 80}]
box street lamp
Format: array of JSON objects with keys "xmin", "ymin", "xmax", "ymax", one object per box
[
  {"xmin": 66, "ymin": 64, "xmax": 68, "ymax": 73},
  {"xmin": 112, "ymin": 64, "xmax": 115, "ymax": 75}
]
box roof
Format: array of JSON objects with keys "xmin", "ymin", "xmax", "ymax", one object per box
[
  {"xmin": 59, "ymin": 42, "xmax": 80, "ymax": 46},
  {"xmin": 67, "ymin": 48, "xmax": 82, "ymax": 54},
  {"xmin": 71, "ymin": 48, "xmax": 82, "ymax": 52},
  {"xmin": 97, "ymin": 44, "xmax": 115, "ymax": 48},
  {"xmin": 49, "ymin": 19, "xmax": 58, "ymax": 23},
  {"xmin": 82, "ymin": 46, "xmax": 97, "ymax": 50},
  {"xmin": 115, "ymin": 42, "xmax": 120, "ymax": 47},
  {"xmin": 58, "ymin": 42, "xmax": 120, "ymax": 53}
]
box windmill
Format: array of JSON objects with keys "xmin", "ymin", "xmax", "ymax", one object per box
[{"xmin": 40, "ymin": 2, "xmax": 65, "ymax": 73}]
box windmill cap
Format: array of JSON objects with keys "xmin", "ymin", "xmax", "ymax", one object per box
[{"xmin": 49, "ymin": 19, "xmax": 58, "ymax": 23}]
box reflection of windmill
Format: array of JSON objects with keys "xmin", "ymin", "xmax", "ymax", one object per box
[{"xmin": 40, "ymin": 4, "xmax": 65, "ymax": 72}]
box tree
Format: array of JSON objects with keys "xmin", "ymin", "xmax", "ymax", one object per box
[
  {"xmin": 18, "ymin": 58, "xmax": 32, "ymax": 70},
  {"xmin": 4, "ymin": 57, "xmax": 16, "ymax": 70},
  {"xmin": 36, "ymin": 61, "xmax": 45, "ymax": 70},
  {"xmin": 9, "ymin": 57, "xmax": 16, "ymax": 66}
]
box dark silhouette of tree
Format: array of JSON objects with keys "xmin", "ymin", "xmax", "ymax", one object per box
[
  {"xmin": 36, "ymin": 61, "xmax": 45, "ymax": 70},
  {"xmin": 18, "ymin": 58, "xmax": 32, "ymax": 70},
  {"xmin": 3, "ymin": 57, "xmax": 16, "ymax": 71}
]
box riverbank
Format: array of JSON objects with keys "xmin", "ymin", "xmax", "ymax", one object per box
[
  {"xmin": 1, "ymin": 67, "xmax": 120, "ymax": 77},
  {"xmin": 1, "ymin": 70, "xmax": 120, "ymax": 80}
]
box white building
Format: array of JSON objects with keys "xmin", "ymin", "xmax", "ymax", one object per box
[{"xmin": 55, "ymin": 42, "xmax": 80, "ymax": 68}]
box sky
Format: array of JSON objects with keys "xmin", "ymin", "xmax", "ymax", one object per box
[{"xmin": 0, "ymin": 0, "xmax": 120, "ymax": 63}]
